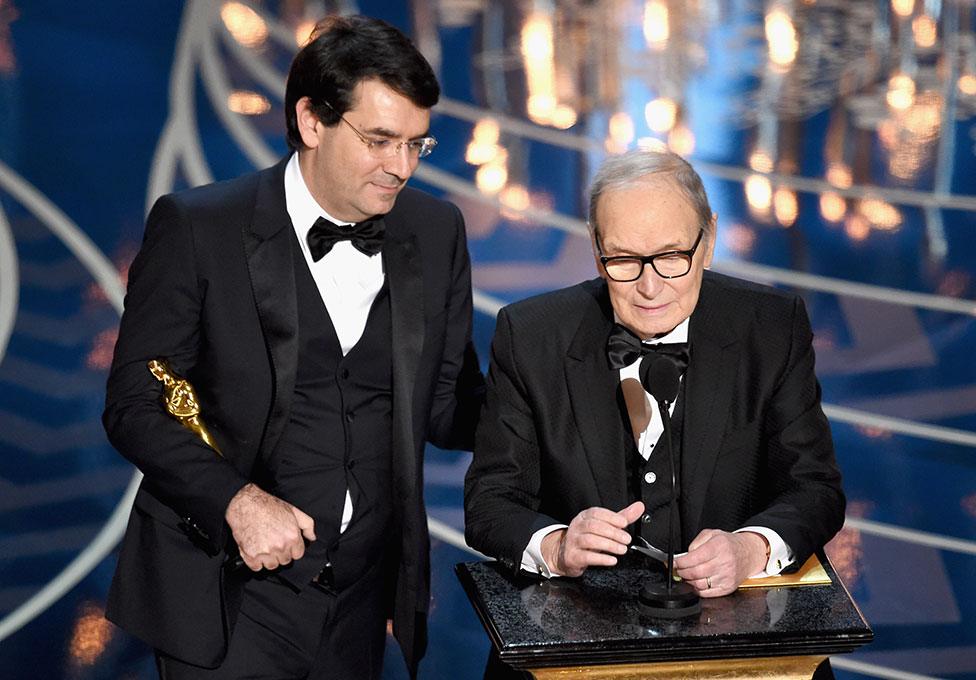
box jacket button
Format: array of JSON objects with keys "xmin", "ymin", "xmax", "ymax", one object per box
[
  {"xmin": 340, "ymin": 368, "xmax": 349, "ymax": 380},
  {"xmin": 642, "ymin": 514, "xmax": 652, "ymax": 524}
]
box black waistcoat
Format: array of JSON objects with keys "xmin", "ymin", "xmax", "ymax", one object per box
[
  {"xmin": 626, "ymin": 378, "xmax": 687, "ymax": 552},
  {"xmin": 269, "ymin": 239, "xmax": 394, "ymax": 589}
]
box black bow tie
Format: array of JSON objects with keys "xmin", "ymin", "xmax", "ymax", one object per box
[
  {"xmin": 307, "ymin": 216, "xmax": 384, "ymax": 260},
  {"xmin": 606, "ymin": 324, "xmax": 689, "ymax": 373}
]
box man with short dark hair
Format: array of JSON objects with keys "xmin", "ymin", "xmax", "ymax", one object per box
[
  {"xmin": 104, "ymin": 15, "xmax": 482, "ymax": 679},
  {"xmin": 465, "ymin": 148, "xmax": 843, "ymax": 597}
]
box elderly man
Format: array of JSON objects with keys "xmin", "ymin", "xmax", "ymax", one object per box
[{"xmin": 465, "ymin": 149, "xmax": 844, "ymax": 601}]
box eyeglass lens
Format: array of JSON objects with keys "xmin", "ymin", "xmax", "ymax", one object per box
[{"xmin": 604, "ymin": 254, "xmax": 692, "ymax": 281}]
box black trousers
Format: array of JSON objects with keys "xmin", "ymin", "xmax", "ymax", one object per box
[{"xmin": 156, "ymin": 560, "xmax": 388, "ymax": 680}]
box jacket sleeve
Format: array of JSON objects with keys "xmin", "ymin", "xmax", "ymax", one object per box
[
  {"xmin": 103, "ymin": 194, "xmax": 249, "ymax": 552},
  {"xmin": 425, "ymin": 203, "xmax": 485, "ymax": 451},
  {"xmin": 464, "ymin": 307, "xmax": 564, "ymax": 572},
  {"xmin": 741, "ymin": 295, "xmax": 846, "ymax": 566}
]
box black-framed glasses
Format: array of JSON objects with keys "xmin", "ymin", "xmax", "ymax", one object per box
[
  {"xmin": 322, "ymin": 101, "xmax": 437, "ymax": 159},
  {"xmin": 597, "ymin": 229, "xmax": 704, "ymax": 282}
]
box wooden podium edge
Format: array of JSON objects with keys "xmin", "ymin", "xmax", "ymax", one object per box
[{"xmin": 528, "ymin": 654, "xmax": 827, "ymax": 679}]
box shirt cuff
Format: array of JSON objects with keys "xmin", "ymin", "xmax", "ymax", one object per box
[
  {"xmin": 521, "ymin": 524, "xmax": 568, "ymax": 578},
  {"xmin": 735, "ymin": 526, "xmax": 793, "ymax": 577}
]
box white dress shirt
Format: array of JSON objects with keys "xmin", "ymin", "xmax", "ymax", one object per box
[
  {"xmin": 284, "ymin": 153, "xmax": 385, "ymax": 533},
  {"xmin": 520, "ymin": 317, "xmax": 793, "ymax": 578}
]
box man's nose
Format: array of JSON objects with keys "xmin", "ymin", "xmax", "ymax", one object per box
[
  {"xmin": 384, "ymin": 143, "xmax": 416, "ymax": 181},
  {"xmin": 634, "ymin": 263, "xmax": 664, "ymax": 296}
]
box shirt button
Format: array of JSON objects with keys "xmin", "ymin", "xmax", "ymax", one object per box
[{"xmin": 644, "ymin": 472, "xmax": 657, "ymax": 484}]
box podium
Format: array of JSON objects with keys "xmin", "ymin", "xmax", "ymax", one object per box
[{"xmin": 456, "ymin": 553, "xmax": 872, "ymax": 679}]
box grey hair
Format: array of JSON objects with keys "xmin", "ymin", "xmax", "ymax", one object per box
[{"xmin": 587, "ymin": 149, "xmax": 713, "ymax": 239}]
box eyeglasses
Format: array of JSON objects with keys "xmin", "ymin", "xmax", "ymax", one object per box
[
  {"xmin": 596, "ymin": 229, "xmax": 705, "ymax": 282},
  {"xmin": 322, "ymin": 101, "xmax": 437, "ymax": 159}
]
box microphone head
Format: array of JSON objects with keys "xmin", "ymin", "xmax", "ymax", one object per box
[{"xmin": 640, "ymin": 355, "xmax": 682, "ymax": 404}]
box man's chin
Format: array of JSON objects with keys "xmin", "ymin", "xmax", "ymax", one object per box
[
  {"xmin": 366, "ymin": 196, "xmax": 399, "ymax": 217},
  {"xmin": 623, "ymin": 317, "xmax": 680, "ymax": 340}
]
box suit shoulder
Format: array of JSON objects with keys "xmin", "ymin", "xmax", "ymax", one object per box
[
  {"xmin": 151, "ymin": 164, "xmax": 274, "ymax": 218},
  {"xmin": 699, "ymin": 271, "xmax": 808, "ymax": 343},
  {"xmin": 387, "ymin": 187, "xmax": 466, "ymax": 260},
  {"xmin": 703, "ymin": 270, "xmax": 799, "ymax": 311},
  {"xmin": 501, "ymin": 279, "xmax": 605, "ymax": 326},
  {"xmin": 393, "ymin": 186, "xmax": 460, "ymax": 222}
]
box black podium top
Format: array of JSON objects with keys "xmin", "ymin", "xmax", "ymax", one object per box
[{"xmin": 456, "ymin": 553, "xmax": 872, "ymax": 670}]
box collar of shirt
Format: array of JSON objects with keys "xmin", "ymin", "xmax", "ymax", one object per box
[
  {"xmin": 284, "ymin": 152, "xmax": 359, "ymax": 256},
  {"xmin": 282, "ymin": 152, "xmax": 384, "ymax": 355}
]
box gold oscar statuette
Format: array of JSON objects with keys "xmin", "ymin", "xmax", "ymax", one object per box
[{"xmin": 148, "ymin": 359, "xmax": 223, "ymax": 456}]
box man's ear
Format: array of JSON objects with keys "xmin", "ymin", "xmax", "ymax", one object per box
[
  {"xmin": 702, "ymin": 214, "xmax": 717, "ymax": 269},
  {"xmin": 589, "ymin": 226, "xmax": 607, "ymax": 280},
  {"xmin": 295, "ymin": 97, "xmax": 321, "ymax": 149}
]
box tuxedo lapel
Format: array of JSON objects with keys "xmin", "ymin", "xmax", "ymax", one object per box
[
  {"xmin": 380, "ymin": 210, "xmax": 427, "ymax": 669},
  {"xmin": 241, "ymin": 159, "xmax": 300, "ymax": 463},
  {"xmin": 382, "ymin": 215, "xmax": 424, "ymax": 500},
  {"xmin": 682, "ymin": 275, "xmax": 739, "ymax": 535},
  {"xmin": 565, "ymin": 281, "xmax": 632, "ymax": 510}
]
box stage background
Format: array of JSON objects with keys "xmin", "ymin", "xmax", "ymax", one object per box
[{"xmin": 0, "ymin": 1, "xmax": 974, "ymax": 678}]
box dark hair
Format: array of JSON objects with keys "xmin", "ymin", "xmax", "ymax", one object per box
[{"xmin": 284, "ymin": 15, "xmax": 440, "ymax": 151}]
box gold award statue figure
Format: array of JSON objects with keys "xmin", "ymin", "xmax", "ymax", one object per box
[{"xmin": 148, "ymin": 359, "xmax": 223, "ymax": 456}]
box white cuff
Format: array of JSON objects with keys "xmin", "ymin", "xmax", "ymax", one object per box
[
  {"xmin": 736, "ymin": 526, "xmax": 793, "ymax": 577},
  {"xmin": 521, "ymin": 524, "xmax": 568, "ymax": 578}
]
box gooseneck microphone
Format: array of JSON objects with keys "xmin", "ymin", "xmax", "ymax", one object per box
[{"xmin": 637, "ymin": 355, "xmax": 701, "ymax": 618}]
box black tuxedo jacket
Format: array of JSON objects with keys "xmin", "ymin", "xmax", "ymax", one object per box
[
  {"xmin": 465, "ymin": 272, "xmax": 844, "ymax": 573},
  {"xmin": 104, "ymin": 159, "xmax": 482, "ymax": 673}
]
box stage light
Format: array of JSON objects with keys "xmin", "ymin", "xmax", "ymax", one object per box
[
  {"xmin": 227, "ymin": 90, "xmax": 271, "ymax": 115},
  {"xmin": 826, "ymin": 163, "xmax": 852, "ymax": 189},
  {"xmin": 774, "ymin": 187, "xmax": 798, "ymax": 227},
  {"xmin": 859, "ymin": 198, "xmax": 902, "ymax": 231},
  {"xmin": 643, "ymin": 1, "xmax": 669, "ymax": 51},
  {"xmin": 886, "ymin": 72, "xmax": 915, "ymax": 110},
  {"xmin": 476, "ymin": 161, "xmax": 507, "ymax": 195},
  {"xmin": 645, "ymin": 97, "xmax": 677, "ymax": 133},
  {"xmin": 745, "ymin": 175, "xmax": 773, "ymax": 211},
  {"xmin": 221, "ymin": 2, "xmax": 268, "ymax": 48},
  {"xmin": 892, "ymin": 0, "xmax": 914, "ymax": 18},
  {"xmin": 552, "ymin": 104, "xmax": 578, "ymax": 129},
  {"xmin": 912, "ymin": 14, "xmax": 937, "ymax": 49},
  {"xmin": 819, "ymin": 192, "xmax": 846, "ymax": 223},
  {"xmin": 749, "ymin": 150, "xmax": 774, "ymax": 174},
  {"xmin": 766, "ymin": 7, "xmax": 798, "ymax": 69},
  {"xmin": 609, "ymin": 111, "xmax": 635, "ymax": 146},
  {"xmin": 668, "ymin": 124, "xmax": 695, "ymax": 156}
]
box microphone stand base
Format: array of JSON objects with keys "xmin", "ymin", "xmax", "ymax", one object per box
[{"xmin": 638, "ymin": 581, "xmax": 701, "ymax": 619}]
